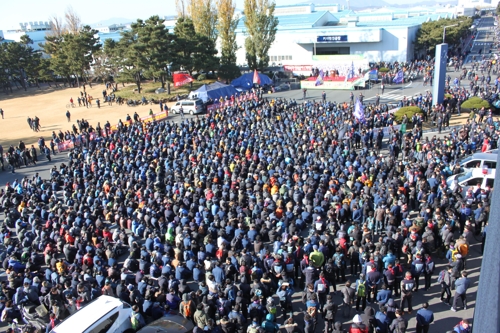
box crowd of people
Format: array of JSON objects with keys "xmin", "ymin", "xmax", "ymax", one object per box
[
  {"xmin": 0, "ymin": 70, "xmax": 490, "ymax": 333},
  {"xmin": 0, "ymin": 25, "xmax": 493, "ymax": 332}
]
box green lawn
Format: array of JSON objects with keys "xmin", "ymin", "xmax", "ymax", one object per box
[{"xmin": 114, "ymin": 80, "xmax": 216, "ymax": 101}]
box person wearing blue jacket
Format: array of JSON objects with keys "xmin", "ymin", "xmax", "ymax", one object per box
[
  {"xmin": 376, "ymin": 284, "xmax": 392, "ymax": 306},
  {"xmin": 451, "ymin": 271, "xmax": 471, "ymax": 312},
  {"xmin": 375, "ymin": 305, "xmax": 390, "ymax": 333},
  {"xmin": 415, "ymin": 302, "xmax": 434, "ymax": 333}
]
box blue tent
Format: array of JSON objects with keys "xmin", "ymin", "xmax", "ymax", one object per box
[
  {"xmin": 231, "ymin": 72, "xmax": 273, "ymax": 90},
  {"xmin": 188, "ymin": 82, "xmax": 239, "ymax": 102}
]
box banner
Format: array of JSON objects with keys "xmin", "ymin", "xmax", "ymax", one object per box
[
  {"xmin": 206, "ymin": 93, "xmax": 257, "ymax": 112},
  {"xmin": 283, "ymin": 65, "xmax": 312, "ymax": 73},
  {"xmin": 173, "ymin": 72, "xmax": 194, "ymax": 87},
  {"xmin": 301, "ymin": 77, "xmax": 365, "ymax": 90},
  {"xmin": 57, "ymin": 140, "xmax": 75, "ymax": 152}
]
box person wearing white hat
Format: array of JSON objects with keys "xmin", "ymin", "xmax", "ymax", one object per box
[{"xmin": 349, "ymin": 313, "xmax": 368, "ymax": 333}]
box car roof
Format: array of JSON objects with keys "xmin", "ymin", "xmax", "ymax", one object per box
[
  {"xmin": 462, "ymin": 152, "xmax": 498, "ymax": 162},
  {"xmin": 137, "ymin": 314, "xmax": 195, "ymax": 333},
  {"xmin": 469, "ymin": 168, "xmax": 496, "ymax": 177},
  {"xmin": 180, "ymin": 98, "xmax": 201, "ymax": 102},
  {"xmin": 51, "ymin": 296, "xmax": 123, "ymax": 333}
]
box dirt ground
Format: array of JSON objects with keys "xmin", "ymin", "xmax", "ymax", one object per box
[{"xmin": 0, "ymin": 83, "xmax": 175, "ymax": 148}]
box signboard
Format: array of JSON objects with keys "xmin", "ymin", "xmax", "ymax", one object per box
[{"xmin": 317, "ymin": 35, "xmax": 348, "ymax": 43}]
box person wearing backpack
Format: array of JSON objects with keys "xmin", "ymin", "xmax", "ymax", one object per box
[
  {"xmin": 314, "ymin": 272, "xmax": 329, "ymax": 311},
  {"xmin": 324, "ymin": 258, "xmax": 337, "ymax": 293},
  {"xmin": 305, "ymin": 293, "xmax": 319, "ymax": 331},
  {"xmin": 355, "ymin": 274, "xmax": 367, "ymax": 312},
  {"xmin": 180, "ymin": 293, "xmax": 195, "ymax": 321},
  {"xmin": 439, "ymin": 266, "xmax": 452, "ymax": 306},
  {"xmin": 130, "ymin": 305, "xmax": 146, "ymax": 331},
  {"xmin": 333, "ymin": 248, "xmax": 346, "ymax": 282}
]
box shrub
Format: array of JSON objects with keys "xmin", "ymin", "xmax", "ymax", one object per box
[
  {"xmin": 461, "ymin": 96, "xmax": 491, "ymax": 110},
  {"xmin": 444, "ymin": 94, "xmax": 454, "ymax": 99},
  {"xmin": 197, "ymin": 73, "xmax": 206, "ymax": 81},
  {"xmin": 378, "ymin": 67, "xmax": 390, "ymax": 73},
  {"xmin": 394, "ymin": 106, "xmax": 423, "ymax": 123}
]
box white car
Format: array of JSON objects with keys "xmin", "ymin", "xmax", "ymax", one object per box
[
  {"xmin": 50, "ymin": 296, "xmax": 133, "ymax": 333},
  {"xmin": 446, "ymin": 168, "xmax": 495, "ymax": 194}
]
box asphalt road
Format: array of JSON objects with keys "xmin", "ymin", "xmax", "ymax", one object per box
[
  {"xmin": 465, "ymin": 16, "xmax": 497, "ymax": 64},
  {"xmin": 0, "ymin": 21, "xmax": 492, "ymax": 333}
]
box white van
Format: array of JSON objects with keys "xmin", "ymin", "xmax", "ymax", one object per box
[
  {"xmin": 447, "ymin": 168, "xmax": 495, "ymax": 193},
  {"xmin": 460, "ymin": 152, "xmax": 498, "ymax": 171},
  {"xmin": 171, "ymin": 98, "xmax": 205, "ymax": 115},
  {"xmin": 50, "ymin": 296, "xmax": 133, "ymax": 333}
]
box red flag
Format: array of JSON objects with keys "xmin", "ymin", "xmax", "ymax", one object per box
[
  {"xmin": 173, "ymin": 72, "xmax": 194, "ymax": 87},
  {"xmin": 253, "ymin": 70, "xmax": 261, "ymax": 85}
]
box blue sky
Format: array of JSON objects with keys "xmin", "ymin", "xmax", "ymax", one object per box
[{"xmin": 0, "ymin": 0, "xmax": 416, "ymax": 30}]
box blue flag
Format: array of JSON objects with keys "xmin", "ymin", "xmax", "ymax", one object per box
[
  {"xmin": 345, "ymin": 61, "xmax": 355, "ymax": 82},
  {"xmin": 315, "ymin": 70, "xmax": 324, "ymax": 86},
  {"xmin": 353, "ymin": 98, "xmax": 366, "ymax": 124},
  {"xmin": 393, "ymin": 70, "xmax": 404, "ymax": 84}
]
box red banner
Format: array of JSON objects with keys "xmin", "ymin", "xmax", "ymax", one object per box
[
  {"xmin": 173, "ymin": 72, "xmax": 194, "ymax": 87},
  {"xmin": 283, "ymin": 65, "xmax": 312, "ymax": 72},
  {"xmin": 57, "ymin": 140, "xmax": 75, "ymax": 152}
]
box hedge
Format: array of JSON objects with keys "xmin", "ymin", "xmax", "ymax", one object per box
[
  {"xmin": 378, "ymin": 67, "xmax": 390, "ymax": 73},
  {"xmin": 461, "ymin": 96, "xmax": 491, "ymax": 110},
  {"xmin": 197, "ymin": 74, "xmax": 207, "ymax": 81},
  {"xmin": 394, "ymin": 106, "xmax": 423, "ymax": 123}
]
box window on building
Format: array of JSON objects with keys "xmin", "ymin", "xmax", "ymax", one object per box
[
  {"xmin": 270, "ymin": 55, "xmax": 292, "ymax": 62},
  {"xmin": 315, "ymin": 47, "xmax": 350, "ymax": 55}
]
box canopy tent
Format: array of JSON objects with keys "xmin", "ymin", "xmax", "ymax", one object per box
[
  {"xmin": 231, "ymin": 72, "xmax": 273, "ymax": 90},
  {"xmin": 188, "ymin": 82, "xmax": 239, "ymax": 102}
]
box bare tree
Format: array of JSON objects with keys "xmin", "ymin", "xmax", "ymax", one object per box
[
  {"xmin": 65, "ymin": 6, "xmax": 82, "ymax": 34},
  {"xmin": 47, "ymin": 15, "xmax": 66, "ymax": 37},
  {"xmin": 176, "ymin": 0, "xmax": 188, "ymax": 17}
]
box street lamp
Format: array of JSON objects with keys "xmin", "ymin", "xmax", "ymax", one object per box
[{"xmin": 443, "ymin": 24, "xmax": 459, "ymax": 44}]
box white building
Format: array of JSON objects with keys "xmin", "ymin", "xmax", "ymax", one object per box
[
  {"xmin": 234, "ymin": 4, "xmax": 456, "ymax": 66},
  {"xmin": 94, "ymin": 23, "xmax": 127, "ymax": 33}
]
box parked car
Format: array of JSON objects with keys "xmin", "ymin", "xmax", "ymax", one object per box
[
  {"xmin": 447, "ymin": 168, "xmax": 495, "ymax": 194},
  {"xmin": 171, "ymin": 98, "xmax": 205, "ymax": 115},
  {"xmin": 136, "ymin": 314, "xmax": 194, "ymax": 333},
  {"xmin": 50, "ymin": 296, "xmax": 133, "ymax": 333}
]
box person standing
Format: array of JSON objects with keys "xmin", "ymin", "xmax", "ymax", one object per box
[
  {"xmin": 354, "ymin": 274, "xmax": 367, "ymax": 312},
  {"xmin": 341, "ymin": 280, "xmax": 355, "ymax": 319},
  {"xmin": 451, "ymin": 271, "xmax": 470, "ymax": 312},
  {"xmin": 389, "ymin": 310, "xmax": 407, "ymax": 333},
  {"xmin": 439, "ymin": 266, "xmax": 453, "ymax": 305},
  {"xmin": 400, "ymin": 272, "xmax": 415, "ymax": 314},
  {"xmin": 303, "ymin": 88, "xmax": 307, "ymax": 100},
  {"xmin": 179, "ymin": 106, "xmax": 185, "ymax": 121},
  {"xmin": 322, "ymin": 91, "xmax": 326, "ymax": 103},
  {"xmin": 423, "ymin": 254, "xmax": 434, "ymax": 291},
  {"xmin": 66, "ymin": 110, "xmax": 71, "ymax": 122},
  {"xmin": 0, "ymin": 108, "xmax": 4, "ymax": 119},
  {"xmin": 415, "ymin": 302, "xmax": 434, "ymax": 333}
]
